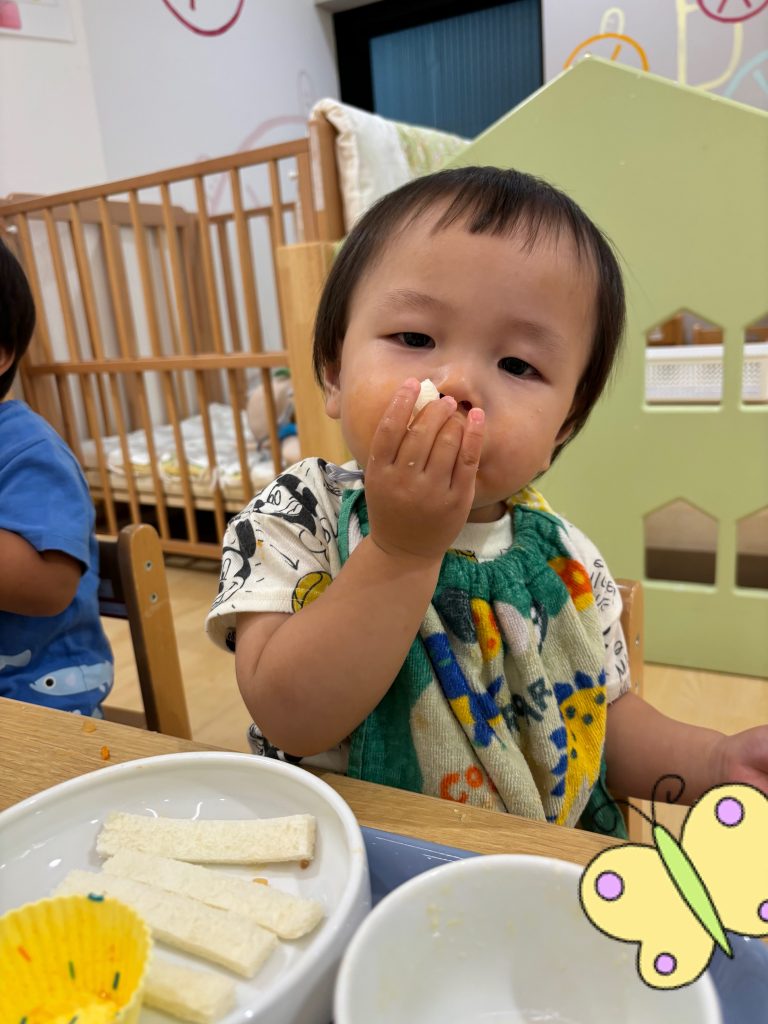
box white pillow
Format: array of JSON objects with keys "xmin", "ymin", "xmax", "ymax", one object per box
[{"xmin": 311, "ymin": 99, "xmax": 411, "ymax": 230}]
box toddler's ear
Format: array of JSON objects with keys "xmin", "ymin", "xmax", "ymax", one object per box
[
  {"xmin": 539, "ymin": 418, "xmax": 576, "ymax": 473},
  {"xmin": 323, "ymin": 362, "xmax": 342, "ymax": 420},
  {"xmin": 0, "ymin": 348, "xmax": 13, "ymax": 377},
  {"xmin": 554, "ymin": 419, "xmax": 575, "ymax": 449}
]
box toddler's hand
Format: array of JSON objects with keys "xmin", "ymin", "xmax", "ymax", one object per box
[
  {"xmin": 712, "ymin": 726, "xmax": 768, "ymax": 796},
  {"xmin": 364, "ymin": 378, "xmax": 484, "ymax": 562}
]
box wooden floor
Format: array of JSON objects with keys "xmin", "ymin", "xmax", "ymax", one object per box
[
  {"xmin": 102, "ymin": 559, "xmax": 768, "ymax": 830},
  {"xmin": 103, "ymin": 558, "xmax": 254, "ymax": 753}
]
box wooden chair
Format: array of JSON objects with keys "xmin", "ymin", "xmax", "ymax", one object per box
[
  {"xmin": 616, "ymin": 578, "xmax": 645, "ymax": 841},
  {"xmin": 98, "ymin": 523, "xmax": 191, "ymax": 739}
]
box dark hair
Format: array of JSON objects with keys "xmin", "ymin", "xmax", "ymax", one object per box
[
  {"xmin": 0, "ymin": 237, "xmax": 36, "ymax": 400},
  {"xmin": 313, "ymin": 166, "xmax": 625, "ymax": 462}
]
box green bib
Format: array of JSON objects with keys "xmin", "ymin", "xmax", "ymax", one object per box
[{"xmin": 337, "ymin": 488, "xmax": 626, "ymax": 838}]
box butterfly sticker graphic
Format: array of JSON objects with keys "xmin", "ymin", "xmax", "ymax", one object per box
[{"xmin": 579, "ymin": 776, "xmax": 768, "ymax": 989}]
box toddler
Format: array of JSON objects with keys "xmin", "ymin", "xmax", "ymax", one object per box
[
  {"xmin": 207, "ymin": 167, "xmax": 768, "ymax": 834},
  {"xmin": 0, "ymin": 238, "xmax": 113, "ymax": 716}
]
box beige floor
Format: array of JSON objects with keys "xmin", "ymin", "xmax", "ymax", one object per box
[
  {"xmin": 102, "ymin": 560, "xmax": 768, "ymax": 830},
  {"xmin": 103, "ymin": 558, "xmax": 253, "ymax": 753}
]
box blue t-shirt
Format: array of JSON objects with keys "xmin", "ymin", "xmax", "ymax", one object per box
[{"xmin": 0, "ymin": 401, "xmax": 113, "ymax": 715}]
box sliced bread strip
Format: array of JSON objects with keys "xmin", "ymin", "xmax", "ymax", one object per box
[
  {"xmin": 97, "ymin": 811, "xmax": 316, "ymax": 864},
  {"xmin": 145, "ymin": 957, "xmax": 236, "ymax": 1024},
  {"xmin": 55, "ymin": 870, "xmax": 277, "ymax": 977},
  {"xmin": 104, "ymin": 848, "xmax": 325, "ymax": 939}
]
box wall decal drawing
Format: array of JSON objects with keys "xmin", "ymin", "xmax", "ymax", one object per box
[
  {"xmin": 549, "ymin": 1, "xmax": 766, "ymax": 110},
  {"xmin": 563, "ymin": 9, "xmax": 650, "ymax": 71},
  {"xmin": 160, "ymin": 0, "xmax": 245, "ymax": 37},
  {"xmin": 696, "ymin": 0, "xmax": 768, "ymax": 23}
]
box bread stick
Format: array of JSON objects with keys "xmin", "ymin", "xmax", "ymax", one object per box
[
  {"xmin": 145, "ymin": 957, "xmax": 236, "ymax": 1023},
  {"xmin": 55, "ymin": 869, "xmax": 277, "ymax": 977},
  {"xmin": 96, "ymin": 811, "xmax": 316, "ymax": 864},
  {"xmin": 104, "ymin": 848, "xmax": 324, "ymax": 939}
]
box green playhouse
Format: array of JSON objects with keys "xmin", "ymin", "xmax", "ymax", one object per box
[{"xmin": 451, "ymin": 58, "xmax": 768, "ymax": 679}]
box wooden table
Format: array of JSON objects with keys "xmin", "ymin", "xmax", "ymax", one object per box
[{"xmin": 0, "ymin": 697, "xmax": 616, "ymax": 864}]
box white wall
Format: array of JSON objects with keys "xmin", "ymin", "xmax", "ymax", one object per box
[
  {"xmin": 543, "ymin": 0, "xmax": 768, "ymax": 111},
  {"xmin": 81, "ymin": 0, "xmax": 339, "ymax": 181},
  {"xmin": 0, "ymin": 0, "xmax": 339, "ymax": 197},
  {"xmin": 0, "ymin": 0, "xmax": 107, "ymax": 196}
]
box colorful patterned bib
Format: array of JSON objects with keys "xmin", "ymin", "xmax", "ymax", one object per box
[{"xmin": 338, "ymin": 488, "xmax": 626, "ymax": 837}]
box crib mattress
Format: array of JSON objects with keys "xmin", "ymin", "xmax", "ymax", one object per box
[{"xmin": 79, "ymin": 403, "xmax": 293, "ymax": 504}]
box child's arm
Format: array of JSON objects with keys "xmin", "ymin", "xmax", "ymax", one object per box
[
  {"xmin": 234, "ymin": 379, "xmax": 485, "ymax": 756},
  {"xmin": 605, "ymin": 690, "xmax": 768, "ymax": 802},
  {"xmin": 0, "ymin": 528, "xmax": 81, "ymax": 616}
]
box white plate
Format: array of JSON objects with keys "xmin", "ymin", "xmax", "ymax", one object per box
[{"xmin": 0, "ymin": 752, "xmax": 371, "ymax": 1024}]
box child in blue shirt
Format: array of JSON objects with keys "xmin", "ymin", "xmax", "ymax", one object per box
[{"xmin": 0, "ymin": 238, "xmax": 113, "ymax": 716}]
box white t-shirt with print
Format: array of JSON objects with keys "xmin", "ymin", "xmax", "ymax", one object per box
[{"xmin": 206, "ymin": 458, "xmax": 631, "ymax": 770}]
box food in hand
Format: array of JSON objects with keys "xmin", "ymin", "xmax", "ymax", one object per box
[{"xmin": 408, "ymin": 378, "xmax": 440, "ymax": 425}]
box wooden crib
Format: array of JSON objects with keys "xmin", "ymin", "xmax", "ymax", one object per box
[
  {"xmin": 1, "ymin": 105, "xmax": 460, "ymax": 559},
  {"xmin": 0, "ymin": 127, "xmax": 347, "ymax": 560}
]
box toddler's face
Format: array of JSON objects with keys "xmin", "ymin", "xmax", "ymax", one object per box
[{"xmin": 323, "ymin": 211, "xmax": 597, "ymax": 522}]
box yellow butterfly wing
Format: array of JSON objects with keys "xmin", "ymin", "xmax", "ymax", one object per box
[
  {"xmin": 580, "ymin": 843, "xmax": 714, "ymax": 988},
  {"xmin": 681, "ymin": 782, "xmax": 768, "ymax": 939}
]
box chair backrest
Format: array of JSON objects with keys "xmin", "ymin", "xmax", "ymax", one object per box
[
  {"xmin": 98, "ymin": 523, "xmax": 191, "ymax": 739},
  {"xmin": 617, "ymin": 578, "xmax": 643, "ymax": 700},
  {"xmin": 616, "ymin": 578, "xmax": 645, "ymax": 841}
]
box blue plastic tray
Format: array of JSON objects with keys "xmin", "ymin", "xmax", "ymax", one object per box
[{"xmin": 361, "ymin": 827, "xmax": 768, "ymax": 1024}]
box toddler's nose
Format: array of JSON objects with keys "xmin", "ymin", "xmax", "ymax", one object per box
[
  {"xmin": 439, "ymin": 395, "xmax": 473, "ymax": 415},
  {"xmin": 435, "ymin": 371, "xmax": 478, "ymax": 415}
]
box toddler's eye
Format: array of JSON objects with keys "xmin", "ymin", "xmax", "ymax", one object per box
[
  {"xmin": 499, "ymin": 356, "xmax": 537, "ymax": 378},
  {"xmin": 396, "ymin": 332, "xmax": 433, "ymax": 348}
]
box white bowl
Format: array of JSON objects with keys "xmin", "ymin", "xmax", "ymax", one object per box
[
  {"xmin": 334, "ymin": 853, "xmax": 721, "ymax": 1024},
  {"xmin": 0, "ymin": 751, "xmax": 371, "ymax": 1024}
]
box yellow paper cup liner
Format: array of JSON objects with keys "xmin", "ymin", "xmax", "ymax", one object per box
[{"xmin": 0, "ymin": 893, "xmax": 152, "ymax": 1024}]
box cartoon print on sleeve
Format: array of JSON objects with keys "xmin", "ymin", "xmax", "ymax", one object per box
[
  {"xmin": 253, "ymin": 461, "xmax": 340, "ymax": 564},
  {"xmin": 212, "ymin": 460, "xmax": 343, "ymax": 613},
  {"xmin": 589, "ymin": 556, "xmax": 617, "ymax": 612},
  {"xmin": 212, "ymin": 516, "xmax": 260, "ymax": 610},
  {"xmin": 252, "ymin": 471, "xmax": 320, "ymax": 532}
]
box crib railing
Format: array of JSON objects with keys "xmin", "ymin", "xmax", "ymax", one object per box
[{"xmin": 0, "ymin": 140, "xmax": 321, "ymax": 559}]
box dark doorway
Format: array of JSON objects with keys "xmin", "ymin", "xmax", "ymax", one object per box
[{"xmin": 333, "ymin": 0, "xmax": 543, "ymax": 138}]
